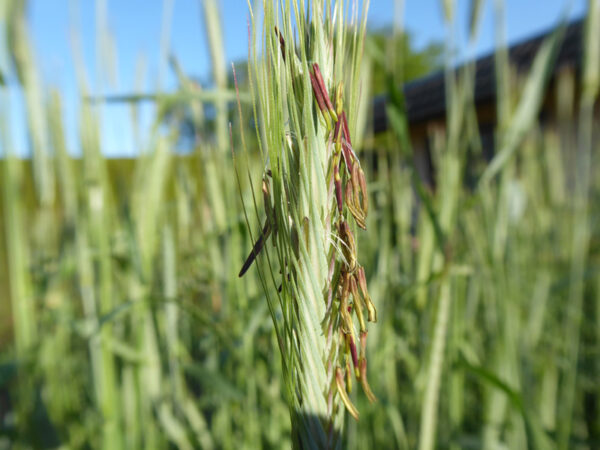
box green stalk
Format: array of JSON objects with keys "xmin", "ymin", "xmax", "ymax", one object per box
[
  {"xmin": 81, "ymin": 101, "xmax": 122, "ymax": 450},
  {"xmin": 201, "ymin": 0, "xmax": 227, "ymax": 153},
  {"xmin": 0, "ymin": 106, "xmax": 35, "ymax": 359},
  {"xmin": 418, "ymin": 278, "xmax": 450, "ymax": 450},
  {"xmin": 417, "ymin": 4, "xmax": 467, "ymax": 445},
  {"xmin": 0, "ymin": 2, "xmax": 36, "ymax": 431},
  {"xmin": 556, "ymin": 2, "xmax": 599, "ymax": 447},
  {"xmin": 6, "ymin": 0, "xmax": 54, "ymax": 207}
]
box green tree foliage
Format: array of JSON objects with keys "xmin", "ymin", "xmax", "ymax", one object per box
[{"xmin": 368, "ymin": 29, "xmax": 443, "ymax": 96}]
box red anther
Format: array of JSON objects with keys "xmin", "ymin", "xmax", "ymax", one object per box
[
  {"xmin": 310, "ymin": 71, "xmax": 327, "ymax": 113},
  {"xmin": 274, "ymin": 26, "xmax": 286, "ymax": 61},
  {"xmin": 312, "ymin": 63, "xmax": 335, "ymax": 113},
  {"xmin": 333, "ymin": 118, "xmax": 342, "ymax": 145},
  {"xmin": 341, "ymin": 141, "xmax": 354, "ymax": 173},
  {"xmin": 340, "ymin": 111, "xmax": 352, "ymax": 146}
]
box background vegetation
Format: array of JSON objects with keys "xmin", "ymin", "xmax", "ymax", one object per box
[{"xmin": 0, "ymin": 0, "xmax": 599, "ymax": 448}]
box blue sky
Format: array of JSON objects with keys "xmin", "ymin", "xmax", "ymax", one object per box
[{"xmin": 6, "ymin": 0, "xmax": 587, "ymax": 157}]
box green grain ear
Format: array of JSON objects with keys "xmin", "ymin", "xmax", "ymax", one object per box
[{"xmin": 239, "ymin": 1, "xmax": 375, "ymax": 447}]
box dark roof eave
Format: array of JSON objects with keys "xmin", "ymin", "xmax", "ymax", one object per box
[{"xmin": 373, "ymin": 17, "xmax": 584, "ymax": 132}]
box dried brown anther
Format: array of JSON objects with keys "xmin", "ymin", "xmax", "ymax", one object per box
[
  {"xmin": 357, "ymin": 267, "xmax": 376, "ymax": 322},
  {"xmin": 338, "ymin": 221, "xmax": 357, "ymax": 270},
  {"xmin": 345, "ymin": 181, "xmax": 366, "ymax": 230},
  {"xmin": 335, "ymin": 367, "xmax": 359, "ymax": 420},
  {"xmin": 349, "ymin": 276, "xmax": 367, "ymax": 332}
]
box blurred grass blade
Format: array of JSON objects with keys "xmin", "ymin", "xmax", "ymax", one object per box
[
  {"xmin": 479, "ymin": 20, "xmax": 566, "ymax": 185},
  {"xmin": 461, "ymin": 359, "xmax": 554, "ymax": 449}
]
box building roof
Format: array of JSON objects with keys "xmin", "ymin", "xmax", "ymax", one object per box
[{"xmin": 373, "ymin": 18, "xmax": 584, "ymax": 133}]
